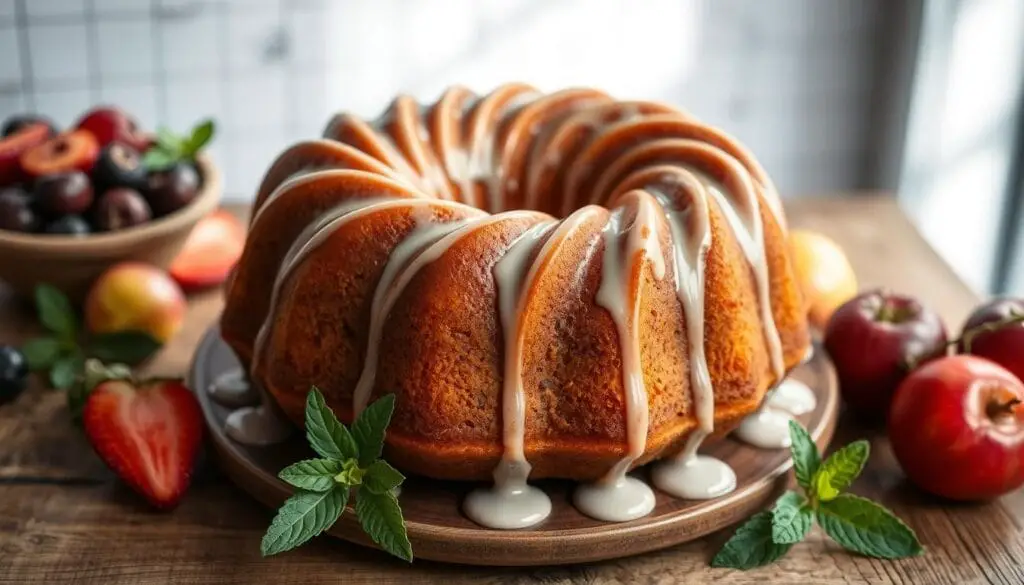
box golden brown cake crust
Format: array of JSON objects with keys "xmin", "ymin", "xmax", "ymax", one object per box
[{"xmin": 222, "ymin": 84, "xmax": 812, "ymax": 482}]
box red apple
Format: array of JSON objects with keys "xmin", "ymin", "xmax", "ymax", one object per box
[
  {"xmin": 75, "ymin": 106, "xmax": 149, "ymax": 151},
  {"xmin": 824, "ymin": 290, "xmax": 948, "ymax": 421},
  {"xmin": 889, "ymin": 355, "xmax": 1024, "ymax": 500},
  {"xmin": 958, "ymin": 298, "xmax": 1024, "ymax": 383}
]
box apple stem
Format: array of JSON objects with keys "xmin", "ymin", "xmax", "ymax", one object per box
[
  {"xmin": 987, "ymin": 397, "xmax": 1023, "ymax": 422},
  {"xmin": 959, "ymin": 310, "xmax": 1024, "ymax": 354}
]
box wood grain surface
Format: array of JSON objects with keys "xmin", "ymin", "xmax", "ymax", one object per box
[{"xmin": 1, "ymin": 196, "xmax": 1021, "ymax": 584}]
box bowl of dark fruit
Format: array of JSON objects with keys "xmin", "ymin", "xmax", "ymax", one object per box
[{"xmin": 0, "ymin": 107, "xmax": 221, "ymax": 300}]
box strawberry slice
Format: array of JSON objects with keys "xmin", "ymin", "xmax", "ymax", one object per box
[
  {"xmin": 170, "ymin": 210, "xmax": 246, "ymax": 291},
  {"xmin": 83, "ymin": 378, "xmax": 203, "ymax": 509}
]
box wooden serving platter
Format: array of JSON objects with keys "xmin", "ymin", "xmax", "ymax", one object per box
[{"xmin": 190, "ymin": 324, "xmax": 839, "ymax": 566}]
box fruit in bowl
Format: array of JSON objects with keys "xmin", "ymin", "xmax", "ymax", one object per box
[
  {"xmin": 0, "ymin": 109, "xmax": 214, "ymax": 238},
  {"xmin": 889, "ymin": 355, "xmax": 1024, "ymax": 501},
  {"xmin": 824, "ymin": 290, "xmax": 948, "ymax": 421}
]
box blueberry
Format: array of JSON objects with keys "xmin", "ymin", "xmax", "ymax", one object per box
[
  {"xmin": 0, "ymin": 345, "xmax": 28, "ymax": 403},
  {"xmin": 0, "ymin": 187, "xmax": 39, "ymax": 233}
]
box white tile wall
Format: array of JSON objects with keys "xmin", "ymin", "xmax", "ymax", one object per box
[
  {"xmin": 0, "ymin": 0, "xmax": 888, "ymax": 200},
  {"xmin": 28, "ymin": 23, "xmax": 90, "ymax": 86}
]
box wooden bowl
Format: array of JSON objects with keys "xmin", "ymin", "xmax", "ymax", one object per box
[{"xmin": 0, "ymin": 156, "xmax": 221, "ymax": 301}]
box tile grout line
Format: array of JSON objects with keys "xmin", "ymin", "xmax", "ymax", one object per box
[{"xmin": 13, "ymin": 0, "xmax": 34, "ymax": 110}]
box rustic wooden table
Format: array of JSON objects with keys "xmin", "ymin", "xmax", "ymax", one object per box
[{"xmin": 1, "ymin": 197, "xmax": 1021, "ymax": 584}]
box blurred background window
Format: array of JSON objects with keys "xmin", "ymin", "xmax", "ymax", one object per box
[{"xmin": 0, "ymin": 0, "xmax": 1020, "ymax": 295}]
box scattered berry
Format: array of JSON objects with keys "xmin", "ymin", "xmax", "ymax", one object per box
[
  {"xmin": 83, "ymin": 378, "xmax": 203, "ymax": 508},
  {"xmin": 0, "ymin": 345, "xmax": 28, "ymax": 403}
]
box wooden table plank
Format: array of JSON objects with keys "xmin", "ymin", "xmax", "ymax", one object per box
[{"xmin": 0, "ymin": 196, "xmax": 1020, "ymax": 584}]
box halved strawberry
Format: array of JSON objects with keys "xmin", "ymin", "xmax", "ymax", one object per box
[
  {"xmin": 83, "ymin": 378, "xmax": 203, "ymax": 509},
  {"xmin": 169, "ymin": 210, "xmax": 246, "ymax": 291}
]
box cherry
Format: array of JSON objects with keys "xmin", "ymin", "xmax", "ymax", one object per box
[
  {"xmin": 20, "ymin": 130, "xmax": 100, "ymax": 178},
  {"xmin": 93, "ymin": 188, "xmax": 151, "ymax": 232},
  {"xmin": 34, "ymin": 171, "xmax": 94, "ymax": 218},
  {"xmin": 146, "ymin": 163, "xmax": 200, "ymax": 217},
  {"xmin": 44, "ymin": 215, "xmax": 91, "ymax": 236},
  {"xmin": 0, "ymin": 187, "xmax": 38, "ymax": 232}
]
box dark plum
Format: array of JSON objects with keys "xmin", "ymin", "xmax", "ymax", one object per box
[
  {"xmin": 93, "ymin": 188, "xmax": 151, "ymax": 231},
  {"xmin": 34, "ymin": 171, "xmax": 94, "ymax": 218},
  {"xmin": 0, "ymin": 187, "xmax": 38, "ymax": 232},
  {"xmin": 93, "ymin": 141, "xmax": 147, "ymax": 190},
  {"xmin": 146, "ymin": 162, "xmax": 200, "ymax": 216}
]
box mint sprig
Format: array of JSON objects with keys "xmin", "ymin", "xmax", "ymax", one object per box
[
  {"xmin": 712, "ymin": 420, "xmax": 923, "ymax": 570},
  {"xmin": 261, "ymin": 388, "xmax": 412, "ymax": 562},
  {"xmin": 20, "ymin": 284, "xmax": 163, "ymax": 416},
  {"xmin": 143, "ymin": 118, "xmax": 215, "ymax": 171}
]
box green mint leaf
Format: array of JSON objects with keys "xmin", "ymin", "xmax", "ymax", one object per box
[
  {"xmin": 788, "ymin": 420, "xmax": 820, "ymax": 491},
  {"xmin": 817, "ymin": 493, "xmax": 923, "ymax": 559},
  {"xmin": 142, "ymin": 148, "xmax": 179, "ymax": 171},
  {"xmin": 87, "ymin": 330, "xmax": 162, "ymax": 365},
  {"xmin": 711, "ymin": 511, "xmax": 793, "ymax": 570},
  {"xmin": 771, "ymin": 491, "xmax": 814, "ymax": 544},
  {"xmin": 49, "ymin": 353, "xmax": 83, "ymax": 390},
  {"xmin": 156, "ymin": 127, "xmax": 186, "ymax": 154},
  {"xmin": 355, "ymin": 486, "xmax": 412, "ymax": 562},
  {"xmin": 813, "ymin": 440, "xmax": 869, "ymax": 502},
  {"xmin": 34, "ymin": 284, "xmax": 77, "ymax": 341},
  {"xmin": 185, "ymin": 119, "xmax": 215, "ymax": 155},
  {"xmin": 305, "ymin": 387, "xmax": 358, "ymax": 461},
  {"xmin": 363, "ymin": 460, "xmax": 405, "ymax": 495},
  {"xmin": 20, "ymin": 337, "xmax": 63, "ymax": 371},
  {"xmin": 351, "ymin": 394, "xmax": 396, "ymax": 467},
  {"xmin": 261, "ymin": 487, "xmax": 348, "ymax": 557},
  {"xmin": 279, "ymin": 458, "xmax": 345, "ymax": 492}
]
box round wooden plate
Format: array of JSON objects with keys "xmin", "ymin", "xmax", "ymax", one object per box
[{"xmin": 190, "ymin": 324, "xmax": 839, "ymax": 566}]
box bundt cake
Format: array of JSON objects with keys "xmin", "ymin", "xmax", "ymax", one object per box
[{"xmin": 220, "ymin": 83, "xmax": 811, "ymax": 521}]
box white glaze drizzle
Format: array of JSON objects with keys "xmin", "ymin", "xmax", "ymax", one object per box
[
  {"xmin": 644, "ymin": 173, "xmax": 737, "ymax": 500},
  {"xmin": 466, "ymin": 91, "xmax": 539, "ymax": 214},
  {"xmin": 208, "ymin": 368, "xmax": 256, "ymax": 408},
  {"xmin": 351, "ymin": 211, "xmax": 536, "ymax": 417},
  {"xmin": 699, "ymin": 169, "xmax": 784, "ymax": 380},
  {"xmin": 225, "ymin": 404, "xmax": 292, "ymax": 445},
  {"xmin": 734, "ymin": 378, "xmax": 817, "ymax": 449},
  {"xmin": 574, "ymin": 192, "xmax": 664, "ymax": 522}
]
